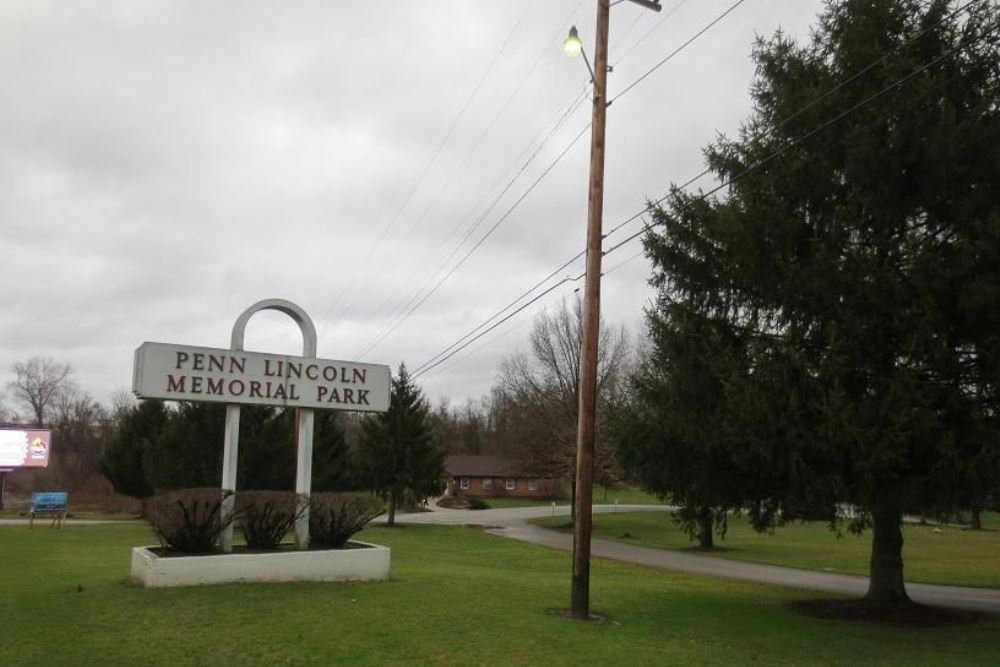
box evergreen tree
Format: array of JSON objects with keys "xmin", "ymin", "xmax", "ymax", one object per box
[
  {"xmin": 311, "ymin": 410, "xmax": 354, "ymax": 492},
  {"xmin": 103, "ymin": 402, "xmax": 352, "ymax": 494},
  {"xmin": 102, "ymin": 398, "xmax": 167, "ymax": 499},
  {"xmin": 630, "ymin": 0, "xmax": 1000, "ymax": 605},
  {"xmin": 143, "ymin": 402, "xmax": 224, "ymax": 491},
  {"xmin": 612, "ymin": 313, "xmax": 751, "ymax": 548},
  {"xmin": 356, "ymin": 364, "xmax": 444, "ymax": 525}
]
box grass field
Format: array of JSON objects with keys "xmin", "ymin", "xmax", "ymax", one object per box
[
  {"xmin": 3, "ymin": 522, "xmax": 999, "ymax": 666},
  {"xmin": 532, "ymin": 512, "xmax": 1000, "ymax": 588},
  {"xmin": 460, "ymin": 485, "xmax": 667, "ymax": 509}
]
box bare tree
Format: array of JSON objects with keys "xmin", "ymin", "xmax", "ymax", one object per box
[
  {"xmin": 109, "ymin": 388, "xmax": 137, "ymax": 421},
  {"xmin": 42, "ymin": 387, "xmax": 110, "ymax": 491},
  {"xmin": 497, "ymin": 297, "xmax": 629, "ymax": 505},
  {"xmin": 7, "ymin": 356, "xmax": 76, "ymax": 426},
  {"xmin": 0, "ymin": 396, "xmax": 12, "ymax": 424}
]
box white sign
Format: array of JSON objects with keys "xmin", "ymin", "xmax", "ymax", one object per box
[
  {"xmin": 133, "ymin": 342, "xmax": 390, "ymax": 412},
  {"xmin": 0, "ymin": 428, "xmax": 52, "ymax": 468}
]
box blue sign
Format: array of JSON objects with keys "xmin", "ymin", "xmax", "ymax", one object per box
[{"xmin": 31, "ymin": 492, "xmax": 67, "ymax": 512}]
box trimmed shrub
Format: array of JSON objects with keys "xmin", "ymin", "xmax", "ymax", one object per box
[
  {"xmin": 468, "ymin": 497, "xmax": 491, "ymax": 510},
  {"xmin": 236, "ymin": 491, "xmax": 307, "ymax": 550},
  {"xmin": 309, "ymin": 492, "xmax": 384, "ymax": 548},
  {"xmin": 146, "ymin": 488, "xmax": 235, "ymax": 553}
]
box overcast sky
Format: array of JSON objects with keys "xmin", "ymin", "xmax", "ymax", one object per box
[{"xmin": 1, "ymin": 0, "xmax": 828, "ymax": 413}]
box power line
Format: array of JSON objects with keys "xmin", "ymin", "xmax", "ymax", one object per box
[
  {"xmin": 357, "ymin": 120, "xmax": 593, "ymax": 359},
  {"xmin": 611, "ymin": 0, "xmax": 691, "ymax": 68},
  {"xmin": 411, "ymin": 250, "xmax": 586, "ymax": 375},
  {"xmin": 601, "ymin": 0, "xmax": 985, "ymax": 244},
  {"xmin": 412, "ymin": 270, "xmax": 586, "ymax": 379},
  {"xmin": 603, "ymin": 15, "xmax": 998, "ymax": 255},
  {"xmin": 610, "ymin": 0, "xmax": 749, "ymax": 105},
  {"xmin": 354, "ymin": 84, "xmax": 593, "ymax": 357},
  {"xmin": 418, "ymin": 310, "xmax": 533, "ymax": 383},
  {"xmin": 360, "ymin": 0, "xmax": 749, "ymax": 357},
  {"xmin": 411, "ymin": 10, "xmax": 993, "ymax": 380},
  {"xmin": 320, "ymin": 3, "xmax": 533, "ymax": 325},
  {"xmin": 349, "ymin": 4, "xmax": 589, "ymax": 331}
]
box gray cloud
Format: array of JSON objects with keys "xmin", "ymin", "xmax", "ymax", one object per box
[{"xmin": 1, "ymin": 0, "xmax": 826, "ymax": 409}]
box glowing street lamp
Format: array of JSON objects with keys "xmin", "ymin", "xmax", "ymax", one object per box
[{"xmin": 563, "ymin": 25, "xmax": 583, "ymax": 57}]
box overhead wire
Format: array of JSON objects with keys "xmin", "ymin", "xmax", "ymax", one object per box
[
  {"xmin": 413, "ymin": 270, "xmax": 587, "ymax": 380},
  {"xmin": 355, "ymin": 3, "xmax": 590, "ymax": 330},
  {"xmin": 361, "ymin": 0, "xmax": 749, "ymax": 358},
  {"xmin": 611, "ymin": 0, "xmax": 691, "ymax": 68},
  {"xmin": 320, "ymin": 2, "xmax": 533, "ymax": 325},
  {"xmin": 354, "ymin": 83, "xmax": 592, "ymax": 356},
  {"xmin": 357, "ymin": 120, "xmax": 593, "ymax": 358},
  {"xmin": 412, "ymin": 5, "xmax": 992, "ymax": 379},
  {"xmin": 603, "ymin": 12, "xmax": 997, "ymax": 256},
  {"xmin": 610, "ymin": 0, "xmax": 748, "ymax": 105}
]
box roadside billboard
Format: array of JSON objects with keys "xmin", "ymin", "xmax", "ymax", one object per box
[{"xmin": 0, "ymin": 428, "xmax": 52, "ymax": 468}]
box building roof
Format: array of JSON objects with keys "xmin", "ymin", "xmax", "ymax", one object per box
[{"xmin": 444, "ymin": 455, "xmax": 532, "ymax": 478}]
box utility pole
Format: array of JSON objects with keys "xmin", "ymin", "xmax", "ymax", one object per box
[{"xmin": 570, "ymin": 0, "xmax": 610, "ymax": 621}]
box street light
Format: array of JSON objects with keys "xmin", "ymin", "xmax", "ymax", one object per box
[
  {"xmin": 563, "ymin": 25, "xmax": 583, "ymax": 57},
  {"xmin": 563, "ymin": 25, "xmax": 595, "ymax": 83},
  {"xmin": 564, "ymin": 0, "xmax": 660, "ymax": 622}
]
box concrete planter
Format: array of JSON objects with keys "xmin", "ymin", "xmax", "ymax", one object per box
[{"xmin": 130, "ymin": 541, "xmax": 390, "ymax": 588}]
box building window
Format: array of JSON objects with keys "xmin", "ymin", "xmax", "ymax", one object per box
[
  {"xmin": 528, "ymin": 479, "xmax": 538, "ymax": 492},
  {"xmin": 460, "ymin": 477, "xmax": 470, "ymax": 490},
  {"xmin": 482, "ymin": 478, "xmax": 492, "ymax": 491},
  {"xmin": 505, "ymin": 478, "xmax": 516, "ymax": 491}
]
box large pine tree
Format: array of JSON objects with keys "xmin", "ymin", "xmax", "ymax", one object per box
[
  {"xmin": 628, "ymin": 0, "xmax": 1000, "ymax": 605},
  {"xmin": 356, "ymin": 364, "xmax": 444, "ymax": 525}
]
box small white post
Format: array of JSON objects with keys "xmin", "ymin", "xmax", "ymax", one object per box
[
  {"xmin": 614, "ymin": 498, "xmax": 619, "ymax": 514},
  {"xmin": 294, "ymin": 408, "xmax": 315, "ymax": 548},
  {"xmin": 551, "ymin": 501, "xmax": 556, "ymax": 516},
  {"xmin": 220, "ymin": 404, "xmax": 242, "ymax": 553}
]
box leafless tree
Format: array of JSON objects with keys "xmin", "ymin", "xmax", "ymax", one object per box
[
  {"xmin": 497, "ymin": 297, "xmax": 630, "ymax": 501},
  {"xmin": 41, "ymin": 387, "xmax": 110, "ymax": 491},
  {"xmin": 7, "ymin": 356, "xmax": 76, "ymax": 426},
  {"xmin": 109, "ymin": 388, "xmax": 137, "ymax": 421},
  {"xmin": 0, "ymin": 396, "xmax": 12, "ymax": 424}
]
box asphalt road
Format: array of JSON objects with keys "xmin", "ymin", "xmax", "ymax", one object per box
[{"xmin": 391, "ymin": 504, "xmax": 1000, "ymax": 614}]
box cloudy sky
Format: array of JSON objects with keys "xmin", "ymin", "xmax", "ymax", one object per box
[{"xmin": 1, "ymin": 0, "xmax": 828, "ymax": 412}]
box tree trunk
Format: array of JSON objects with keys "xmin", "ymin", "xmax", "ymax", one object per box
[
  {"xmin": 387, "ymin": 491, "xmax": 397, "ymax": 527},
  {"xmin": 970, "ymin": 506, "xmax": 982, "ymax": 530},
  {"xmin": 697, "ymin": 508, "xmax": 714, "ymax": 549},
  {"xmin": 864, "ymin": 505, "xmax": 909, "ymax": 604}
]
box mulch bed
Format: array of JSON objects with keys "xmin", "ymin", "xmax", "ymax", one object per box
[{"xmin": 785, "ymin": 598, "xmax": 988, "ymax": 628}]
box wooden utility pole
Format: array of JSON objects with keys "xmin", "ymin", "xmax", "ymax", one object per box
[{"xmin": 570, "ymin": 0, "xmax": 610, "ymax": 620}]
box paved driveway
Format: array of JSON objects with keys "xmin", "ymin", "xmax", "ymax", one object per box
[{"xmin": 392, "ymin": 504, "xmax": 1000, "ymax": 614}]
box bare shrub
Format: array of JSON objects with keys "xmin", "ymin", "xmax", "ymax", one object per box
[
  {"xmin": 146, "ymin": 488, "xmax": 235, "ymax": 553},
  {"xmin": 236, "ymin": 491, "xmax": 306, "ymax": 550},
  {"xmin": 309, "ymin": 492, "xmax": 384, "ymax": 548}
]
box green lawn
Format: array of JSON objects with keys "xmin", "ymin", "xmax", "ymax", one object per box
[
  {"xmin": 464, "ymin": 485, "xmax": 667, "ymax": 509},
  {"xmin": 2, "ymin": 522, "xmax": 999, "ymax": 666},
  {"xmin": 532, "ymin": 512, "xmax": 1000, "ymax": 588},
  {"xmin": 0, "ymin": 510, "xmax": 142, "ymax": 521}
]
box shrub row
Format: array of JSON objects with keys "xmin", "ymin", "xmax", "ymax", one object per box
[{"xmin": 146, "ymin": 488, "xmax": 384, "ymax": 553}]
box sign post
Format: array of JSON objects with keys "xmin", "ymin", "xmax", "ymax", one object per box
[{"xmin": 132, "ymin": 298, "xmax": 390, "ymax": 552}]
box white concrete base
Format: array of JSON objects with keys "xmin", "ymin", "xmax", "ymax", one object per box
[{"xmin": 130, "ymin": 541, "xmax": 390, "ymax": 588}]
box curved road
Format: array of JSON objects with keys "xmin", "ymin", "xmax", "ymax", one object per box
[
  {"xmin": 5, "ymin": 503, "xmax": 997, "ymax": 613},
  {"xmin": 392, "ymin": 504, "xmax": 1000, "ymax": 614}
]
